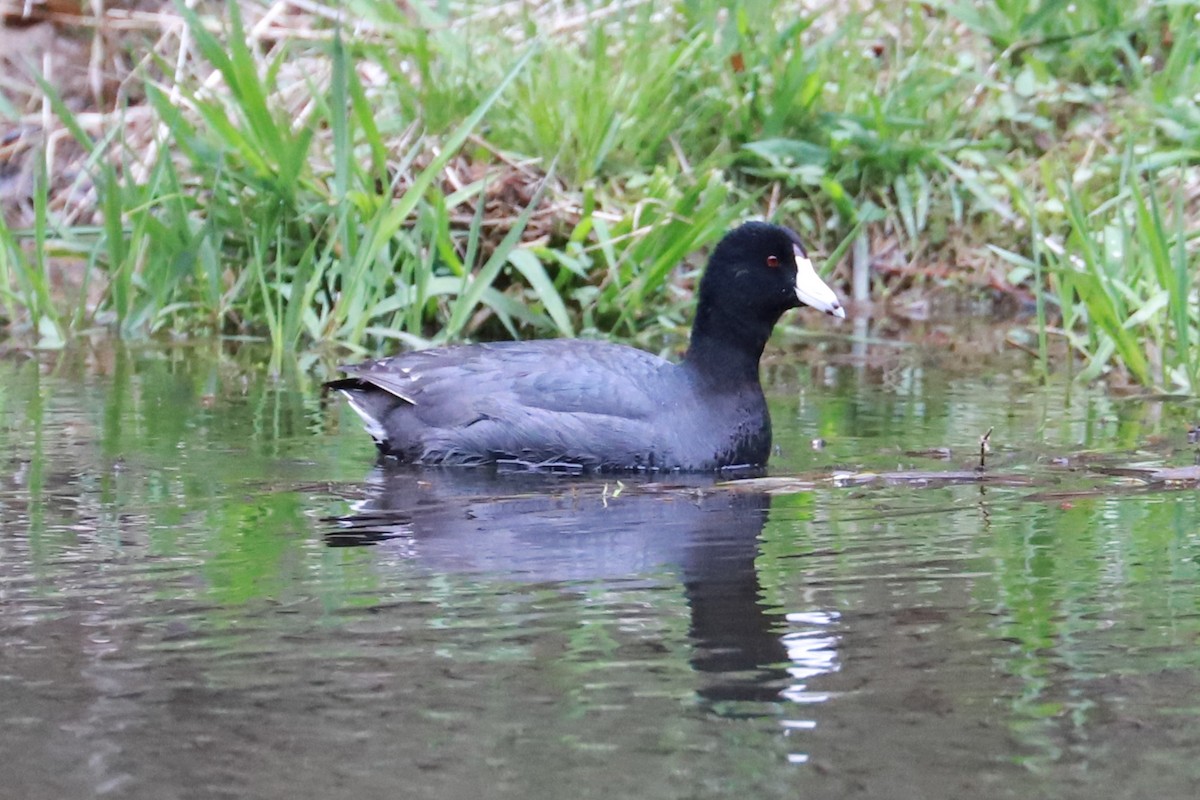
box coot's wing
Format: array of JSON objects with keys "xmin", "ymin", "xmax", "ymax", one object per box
[
  {"xmin": 332, "ymin": 340, "xmax": 678, "ymax": 467},
  {"xmin": 340, "ymin": 340, "xmax": 666, "ymax": 418}
]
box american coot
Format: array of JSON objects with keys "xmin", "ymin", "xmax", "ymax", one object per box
[{"xmin": 327, "ymin": 221, "xmax": 844, "ymax": 471}]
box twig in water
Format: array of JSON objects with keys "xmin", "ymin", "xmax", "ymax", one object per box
[{"xmin": 978, "ymin": 427, "xmax": 994, "ymax": 470}]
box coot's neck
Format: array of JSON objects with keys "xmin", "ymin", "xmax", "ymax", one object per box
[{"xmin": 683, "ymin": 302, "xmax": 778, "ymax": 387}]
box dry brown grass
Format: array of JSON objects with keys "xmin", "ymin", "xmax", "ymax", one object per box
[{"xmin": 0, "ymin": 1, "xmax": 591, "ymax": 247}]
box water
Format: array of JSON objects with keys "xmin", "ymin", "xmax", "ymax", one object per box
[{"xmin": 3, "ymin": 331, "xmax": 1200, "ymax": 800}]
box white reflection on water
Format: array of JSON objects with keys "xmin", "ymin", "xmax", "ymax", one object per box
[{"xmin": 781, "ymin": 610, "xmax": 841, "ymax": 763}]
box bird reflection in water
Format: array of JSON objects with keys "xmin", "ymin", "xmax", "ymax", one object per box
[{"xmin": 324, "ymin": 467, "xmax": 839, "ymax": 751}]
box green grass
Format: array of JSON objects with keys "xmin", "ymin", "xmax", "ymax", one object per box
[
  {"xmin": 0, "ymin": 0, "xmax": 1197, "ymax": 388},
  {"xmin": 1045, "ymin": 167, "xmax": 1198, "ymax": 388}
]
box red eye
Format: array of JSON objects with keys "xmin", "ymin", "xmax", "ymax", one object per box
[{"xmin": 766, "ymin": 255, "xmax": 780, "ymax": 268}]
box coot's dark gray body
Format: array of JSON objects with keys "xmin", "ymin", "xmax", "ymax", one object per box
[
  {"xmin": 331, "ymin": 339, "xmax": 770, "ymax": 470},
  {"xmin": 327, "ymin": 222, "xmax": 844, "ymax": 471}
]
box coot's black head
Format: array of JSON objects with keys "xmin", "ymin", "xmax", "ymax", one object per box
[
  {"xmin": 698, "ymin": 221, "xmax": 844, "ymax": 323},
  {"xmin": 686, "ymin": 222, "xmax": 844, "ymax": 381}
]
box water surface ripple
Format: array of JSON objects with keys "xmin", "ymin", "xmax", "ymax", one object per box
[{"xmin": 2, "ymin": 340, "xmax": 1200, "ymax": 799}]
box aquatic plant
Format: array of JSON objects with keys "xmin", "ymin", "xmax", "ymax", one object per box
[{"xmin": 0, "ymin": 0, "xmax": 1195, "ymax": 386}]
